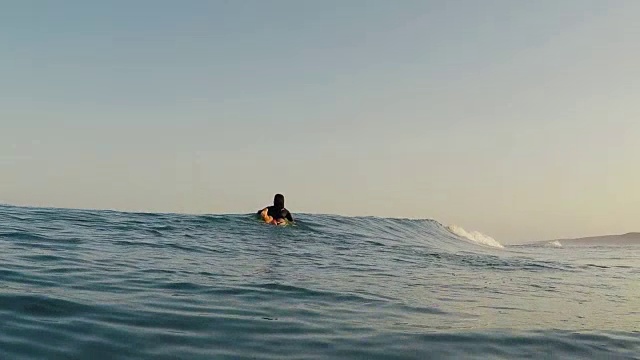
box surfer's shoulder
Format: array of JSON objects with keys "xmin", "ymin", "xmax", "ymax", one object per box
[{"xmin": 283, "ymin": 208, "xmax": 294, "ymax": 222}]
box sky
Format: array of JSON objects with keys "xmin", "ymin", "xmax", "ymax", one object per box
[{"xmin": 1, "ymin": 0, "xmax": 639, "ymax": 243}]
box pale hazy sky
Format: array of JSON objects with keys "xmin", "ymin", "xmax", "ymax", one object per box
[{"xmin": 2, "ymin": 1, "xmax": 639, "ymax": 243}]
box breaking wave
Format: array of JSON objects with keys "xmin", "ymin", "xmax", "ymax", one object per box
[{"xmin": 445, "ymin": 225, "xmax": 504, "ymax": 249}]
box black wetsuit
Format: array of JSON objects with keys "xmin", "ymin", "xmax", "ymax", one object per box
[{"xmin": 258, "ymin": 206, "xmax": 294, "ymax": 222}]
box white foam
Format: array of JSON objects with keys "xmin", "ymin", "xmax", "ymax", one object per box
[
  {"xmin": 547, "ymin": 240, "xmax": 563, "ymax": 248},
  {"xmin": 446, "ymin": 225, "xmax": 504, "ymax": 249}
]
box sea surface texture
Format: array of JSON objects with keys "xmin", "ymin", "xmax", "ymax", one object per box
[{"xmin": 0, "ymin": 205, "xmax": 638, "ymax": 359}]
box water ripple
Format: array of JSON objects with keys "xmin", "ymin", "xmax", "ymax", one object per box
[{"xmin": 0, "ymin": 205, "xmax": 638, "ymax": 359}]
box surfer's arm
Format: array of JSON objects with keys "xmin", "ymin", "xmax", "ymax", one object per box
[{"xmin": 285, "ymin": 210, "xmax": 294, "ymax": 222}]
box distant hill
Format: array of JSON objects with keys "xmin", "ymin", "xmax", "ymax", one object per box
[{"xmin": 545, "ymin": 232, "xmax": 640, "ymax": 246}]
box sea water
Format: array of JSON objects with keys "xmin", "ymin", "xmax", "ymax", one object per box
[{"xmin": 0, "ymin": 205, "xmax": 638, "ymax": 359}]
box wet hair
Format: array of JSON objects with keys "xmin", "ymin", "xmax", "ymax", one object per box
[{"xmin": 273, "ymin": 194, "xmax": 285, "ymax": 210}]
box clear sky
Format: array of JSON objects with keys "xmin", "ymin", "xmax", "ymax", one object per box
[{"xmin": 2, "ymin": 1, "xmax": 639, "ymax": 243}]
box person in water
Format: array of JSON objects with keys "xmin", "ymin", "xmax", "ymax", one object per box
[{"xmin": 257, "ymin": 194, "xmax": 294, "ymax": 224}]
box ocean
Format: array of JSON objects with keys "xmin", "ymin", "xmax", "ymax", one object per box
[{"xmin": 0, "ymin": 204, "xmax": 638, "ymax": 359}]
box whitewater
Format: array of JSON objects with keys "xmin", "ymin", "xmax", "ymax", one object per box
[{"xmin": 0, "ymin": 204, "xmax": 638, "ymax": 359}]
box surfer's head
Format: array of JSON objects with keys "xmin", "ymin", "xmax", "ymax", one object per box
[{"xmin": 273, "ymin": 194, "xmax": 285, "ymax": 210}]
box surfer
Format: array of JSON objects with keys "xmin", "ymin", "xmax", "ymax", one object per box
[{"xmin": 257, "ymin": 194, "xmax": 294, "ymax": 225}]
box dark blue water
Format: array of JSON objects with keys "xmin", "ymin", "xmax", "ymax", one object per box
[{"xmin": 1, "ymin": 205, "xmax": 638, "ymax": 359}]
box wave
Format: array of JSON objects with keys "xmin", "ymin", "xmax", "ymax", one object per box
[
  {"xmin": 0, "ymin": 204, "xmax": 504, "ymax": 252},
  {"xmin": 547, "ymin": 240, "xmax": 563, "ymax": 248},
  {"xmin": 445, "ymin": 225, "xmax": 504, "ymax": 249}
]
